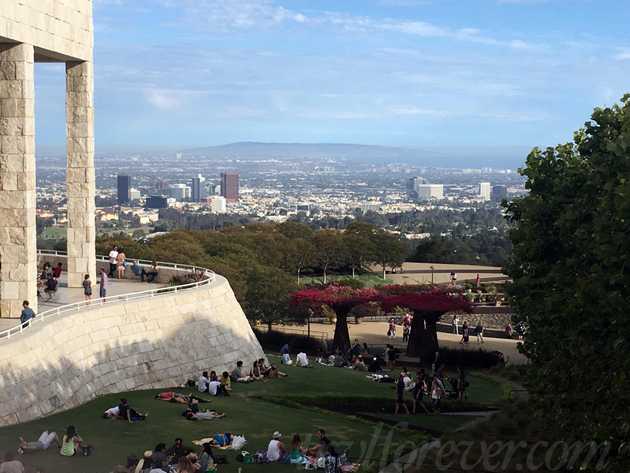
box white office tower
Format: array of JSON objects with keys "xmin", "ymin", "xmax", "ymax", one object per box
[
  {"xmin": 416, "ymin": 184, "xmax": 444, "ymax": 200},
  {"xmin": 169, "ymin": 183, "xmax": 192, "ymax": 201},
  {"xmin": 479, "ymin": 182, "xmax": 491, "ymax": 202},
  {"xmin": 129, "ymin": 188, "xmax": 141, "ymax": 201},
  {"xmin": 208, "ymin": 196, "xmax": 227, "ymax": 214}
]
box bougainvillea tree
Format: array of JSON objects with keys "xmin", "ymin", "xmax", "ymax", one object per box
[
  {"xmin": 291, "ymin": 285, "xmax": 380, "ymax": 352},
  {"xmin": 380, "ymin": 285, "xmax": 472, "ymax": 362}
]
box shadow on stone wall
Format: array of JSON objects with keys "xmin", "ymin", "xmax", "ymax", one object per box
[{"xmin": 0, "ymin": 281, "xmax": 264, "ymax": 426}]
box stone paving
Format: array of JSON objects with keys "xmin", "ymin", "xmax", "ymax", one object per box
[{"xmin": 0, "ymin": 275, "xmax": 160, "ymax": 333}]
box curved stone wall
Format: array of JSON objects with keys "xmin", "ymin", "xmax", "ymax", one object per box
[{"xmin": 0, "ymin": 275, "xmax": 264, "ymax": 426}]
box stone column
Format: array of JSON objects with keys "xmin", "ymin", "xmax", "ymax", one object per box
[
  {"xmin": 0, "ymin": 43, "xmax": 37, "ymax": 317},
  {"xmin": 66, "ymin": 61, "xmax": 95, "ymax": 288}
]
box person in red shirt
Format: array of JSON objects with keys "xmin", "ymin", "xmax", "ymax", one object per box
[{"xmin": 52, "ymin": 262, "xmax": 63, "ymax": 279}]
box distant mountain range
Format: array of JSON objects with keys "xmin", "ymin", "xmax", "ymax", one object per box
[{"xmin": 184, "ymin": 142, "xmax": 532, "ymax": 168}]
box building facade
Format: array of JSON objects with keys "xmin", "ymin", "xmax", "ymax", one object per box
[
  {"xmin": 416, "ymin": 184, "xmax": 444, "ymax": 201},
  {"xmin": 479, "ymin": 182, "xmax": 492, "ymax": 202},
  {"xmin": 220, "ymin": 171, "xmax": 240, "ymax": 202},
  {"xmin": 117, "ymin": 175, "xmax": 131, "ymax": 205},
  {"xmin": 491, "ymin": 185, "xmax": 508, "ymax": 203},
  {"xmin": 0, "ymin": 1, "xmax": 95, "ymax": 316}
]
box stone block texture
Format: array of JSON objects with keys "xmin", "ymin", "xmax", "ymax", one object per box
[
  {"xmin": 0, "ymin": 43, "xmax": 37, "ymax": 317},
  {"xmin": 66, "ymin": 61, "xmax": 95, "ymax": 287},
  {"xmin": 0, "ymin": 275, "xmax": 265, "ymax": 426},
  {"xmin": 0, "ymin": 0, "xmax": 93, "ymax": 62}
]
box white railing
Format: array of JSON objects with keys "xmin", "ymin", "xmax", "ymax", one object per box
[{"xmin": 0, "ymin": 250, "xmax": 216, "ymax": 341}]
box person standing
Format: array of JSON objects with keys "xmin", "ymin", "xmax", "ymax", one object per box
[
  {"xmin": 475, "ymin": 321, "xmax": 484, "ymax": 343},
  {"xmin": 460, "ymin": 322, "xmax": 469, "ymax": 344},
  {"xmin": 98, "ymin": 267, "xmax": 108, "ymax": 299},
  {"xmin": 394, "ymin": 372, "xmax": 410, "ymax": 415},
  {"xmin": 116, "ymin": 248, "xmax": 126, "ymax": 279},
  {"xmin": 20, "ymin": 301, "xmax": 35, "ymax": 328},
  {"xmin": 83, "ymin": 274, "xmax": 92, "ymax": 302},
  {"xmin": 108, "ymin": 246, "xmax": 118, "ymax": 278},
  {"xmin": 452, "ymin": 315, "xmax": 459, "ymax": 335}
]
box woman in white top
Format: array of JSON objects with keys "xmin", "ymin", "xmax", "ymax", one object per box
[{"xmin": 266, "ymin": 432, "xmax": 286, "ymax": 462}]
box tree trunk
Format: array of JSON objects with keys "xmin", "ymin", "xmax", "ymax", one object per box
[
  {"xmin": 406, "ymin": 312, "xmax": 440, "ymax": 364},
  {"xmin": 352, "ymin": 266, "xmax": 356, "ymax": 279},
  {"xmin": 382, "ymin": 263, "xmax": 387, "ymax": 279},
  {"xmin": 333, "ymin": 313, "xmax": 351, "ymax": 353},
  {"xmin": 267, "ymin": 320, "xmax": 273, "ymax": 332},
  {"xmin": 297, "ymin": 268, "xmax": 301, "ymax": 286},
  {"xmin": 323, "ymin": 264, "xmax": 328, "ymax": 284}
]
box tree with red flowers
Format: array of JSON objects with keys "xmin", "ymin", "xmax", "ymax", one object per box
[
  {"xmin": 291, "ymin": 285, "xmax": 380, "ymax": 352},
  {"xmin": 380, "ymin": 285, "xmax": 472, "ymax": 362}
]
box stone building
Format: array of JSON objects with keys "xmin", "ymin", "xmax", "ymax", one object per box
[{"xmin": 0, "ymin": 1, "xmax": 95, "ymax": 316}]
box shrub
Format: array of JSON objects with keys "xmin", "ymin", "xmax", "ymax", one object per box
[
  {"xmin": 253, "ymin": 329, "xmax": 325, "ymax": 354},
  {"xmin": 438, "ymin": 347, "xmax": 505, "ymax": 369}
]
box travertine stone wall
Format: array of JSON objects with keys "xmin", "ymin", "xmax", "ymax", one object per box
[
  {"xmin": 0, "ymin": 275, "xmax": 265, "ymax": 426},
  {"xmin": 0, "ymin": 43, "xmax": 37, "ymax": 316},
  {"xmin": 0, "ymin": 0, "xmax": 93, "ymax": 61},
  {"xmin": 66, "ymin": 61, "xmax": 95, "ymax": 287}
]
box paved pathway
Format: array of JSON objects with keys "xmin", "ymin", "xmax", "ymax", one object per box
[{"xmin": 0, "ymin": 275, "xmax": 159, "ymax": 332}]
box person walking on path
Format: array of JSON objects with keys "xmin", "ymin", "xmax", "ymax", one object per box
[
  {"xmin": 98, "ymin": 267, "xmax": 108, "ymax": 299},
  {"xmin": 20, "ymin": 301, "xmax": 35, "ymax": 328},
  {"xmin": 460, "ymin": 322, "xmax": 470, "ymax": 344},
  {"xmin": 83, "ymin": 274, "xmax": 93, "ymax": 302}
]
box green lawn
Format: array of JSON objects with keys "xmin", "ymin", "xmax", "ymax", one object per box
[
  {"xmin": 300, "ymin": 273, "xmax": 394, "ymax": 287},
  {"xmin": 0, "ymin": 357, "xmax": 506, "ymax": 473}
]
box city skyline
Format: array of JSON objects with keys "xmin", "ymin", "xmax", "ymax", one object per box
[{"xmin": 33, "ymin": 0, "xmax": 630, "ymax": 155}]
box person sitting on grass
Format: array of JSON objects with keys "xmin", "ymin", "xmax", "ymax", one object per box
[
  {"xmin": 220, "ymin": 371, "xmax": 232, "ymax": 393},
  {"xmin": 197, "ymin": 371, "xmax": 210, "ymax": 393},
  {"xmin": 250, "ymin": 360, "xmax": 263, "ymax": 381},
  {"xmin": 230, "ymin": 361, "xmax": 252, "ymax": 383},
  {"xmin": 266, "ymin": 364, "xmax": 288, "ymax": 379},
  {"xmin": 17, "ymin": 431, "xmax": 60, "ymax": 454},
  {"xmin": 103, "ymin": 405, "xmax": 120, "ymax": 419},
  {"xmin": 258, "ymin": 358, "xmax": 272, "ymax": 377},
  {"xmin": 352, "ymin": 355, "xmax": 367, "ymax": 371},
  {"xmin": 307, "ymin": 429, "xmax": 334, "ymax": 458},
  {"xmin": 59, "ymin": 425, "xmax": 82, "ymax": 457},
  {"xmin": 118, "ymin": 398, "xmax": 148, "ymax": 423},
  {"xmin": 198, "ymin": 443, "xmax": 215, "ymax": 472},
  {"xmin": 266, "ymin": 432, "xmax": 287, "ymax": 463},
  {"xmin": 296, "ymin": 351, "xmax": 309, "ymax": 367},
  {"xmin": 175, "ymin": 455, "xmax": 197, "ymax": 473},
  {"xmin": 0, "ymin": 452, "xmax": 25, "ymax": 473},
  {"xmin": 166, "ymin": 438, "xmax": 189, "ymax": 466},
  {"xmin": 150, "ymin": 443, "xmax": 168, "ymax": 471},
  {"xmin": 133, "ymin": 450, "xmax": 153, "ymax": 473},
  {"xmin": 289, "ymin": 434, "xmax": 308, "ymax": 464},
  {"xmin": 280, "ymin": 343, "xmax": 292, "ymax": 365}
]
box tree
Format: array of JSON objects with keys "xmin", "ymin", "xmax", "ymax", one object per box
[
  {"xmin": 505, "ymin": 96, "xmax": 630, "ymax": 460},
  {"xmin": 291, "ymin": 285, "xmax": 380, "ymax": 352},
  {"xmin": 370, "ymin": 231, "xmax": 407, "ymax": 279},
  {"xmin": 312, "ymin": 230, "xmax": 344, "ymax": 284},
  {"xmin": 380, "ymin": 286, "xmax": 472, "ymax": 362},
  {"xmin": 344, "ymin": 221, "xmax": 377, "ymax": 278},
  {"xmin": 244, "ymin": 265, "xmax": 296, "ymax": 331},
  {"xmin": 284, "ymin": 238, "xmax": 315, "ymax": 285}
]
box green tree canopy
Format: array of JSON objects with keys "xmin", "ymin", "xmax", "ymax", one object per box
[{"xmin": 506, "ymin": 95, "xmax": 630, "ymax": 459}]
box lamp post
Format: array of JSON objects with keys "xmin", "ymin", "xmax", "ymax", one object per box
[{"xmin": 430, "ymin": 265, "xmax": 434, "ymax": 284}]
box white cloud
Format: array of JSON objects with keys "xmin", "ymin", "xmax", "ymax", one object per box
[
  {"xmin": 143, "ymin": 88, "xmax": 205, "ymax": 110},
  {"xmin": 613, "ymin": 49, "xmax": 630, "ymax": 61}
]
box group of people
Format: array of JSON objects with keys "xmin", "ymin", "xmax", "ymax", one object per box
[
  {"xmin": 386, "ymin": 313, "xmax": 413, "ymax": 342},
  {"xmin": 280, "ymin": 344, "xmax": 310, "ymax": 367},
  {"xmin": 394, "ymin": 366, "xmax": 468, "ymax": 415},
  {"xmin": 452, "ymin": 317, "xmax": 485, "ymax": 344},
  {"xmin": 12, "ymin": 425, "xmax": 87, "ymax": 460},
  {"xmin": 111, "ymin": 438, "xmax": 218, "ymax": 473},
  {"xmin": 262, "ymin": 429, "xmax": 339, "ymax": 467},
  {"xmin": 37, "ymin": 262, "xmax": 62, "ymax": 301}
]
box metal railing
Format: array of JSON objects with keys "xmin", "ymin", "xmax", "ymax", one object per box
[{"xmin": 0, "ymin": 250, "xmax": 216, "ymax": 341}]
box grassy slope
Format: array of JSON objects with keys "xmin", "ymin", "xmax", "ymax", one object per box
[{"xmin": 0, "ymin": 358, "xmax": 504, "ymax": 473}]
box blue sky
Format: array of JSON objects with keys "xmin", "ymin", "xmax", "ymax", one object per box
[{"xmin": 35, "ymin": 0, "xmax": 630, "ymax": 150}]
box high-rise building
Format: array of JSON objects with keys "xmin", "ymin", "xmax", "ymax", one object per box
[
  {"xmin": 169, "ymin": 183, "xmax": 191, "ymax": 201},
  {"xmin": 117, "ymin": 175, "xmax": 131, "ymax": 205},
  {"xmin": 479, "ymin": 182, "xmax": 492, "ymax": 202},
  {"xmin": 129, "ymin": 188, "xmax": 141, "ymax": 201},
  {"xmin": 220, "ymin": 171, "xmax": 240, "ymax": 202},
  {"xmin": 145, "ymin": 195, "xmax": 169, "ymax": 209},
  {"xmin": 491, "ymin": 185, "xmax": 508, "ymax": 203},
  {"xmin": 407, "ymin": 176, "xmax": 428, "ymax": 199},
  {"xmin": 191, "ymin": 177, "xmax": 201, "ymax": 202},
  {"xmin": 207, "ymin": 196, "xmax": 227, "ymax": 214},
  {"xmin": 416, "ymin": 184, "xmax": 444, "ymax": 201}
]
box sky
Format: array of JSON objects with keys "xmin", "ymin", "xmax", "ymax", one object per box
[{"xmin": 35, "ymin": 0, "xmax": 630, "ymax": 151}]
